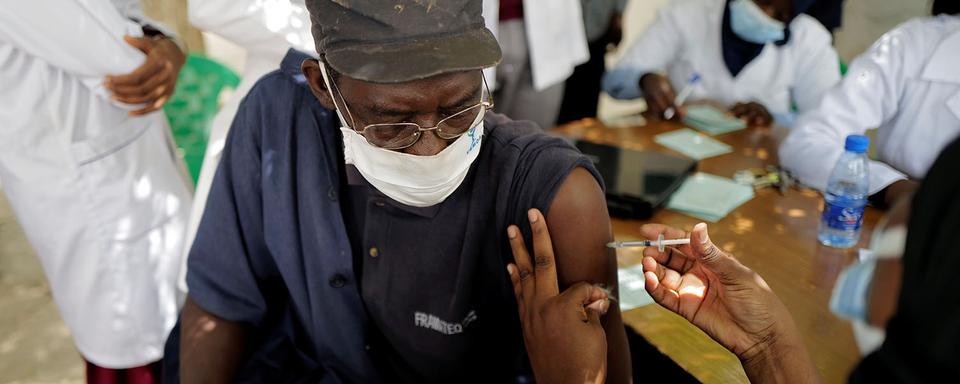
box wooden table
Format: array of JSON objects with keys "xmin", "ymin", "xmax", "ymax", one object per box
[{"xmin": 552, "ymin": 118, "xmax": 882, "ymax": 384}]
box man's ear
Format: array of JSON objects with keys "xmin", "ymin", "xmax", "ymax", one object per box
[{"xmin": 301, "ymin": 59, "xmax": 337, "ymax": 110}]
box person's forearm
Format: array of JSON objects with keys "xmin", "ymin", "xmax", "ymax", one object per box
[
  {"xmin": 603, "ymin": 307, "xmax": 633, "ymax": 384},
  {"xmin": 0, "ymin": 0, "xmax": 145, "ymax": 79},
  {"xmin": 739, "ymin": 331, "xmax": 821, "ymax": 384},
  {"xmin": 873, "ymin": 179, "xmax": 919, "ymax": 208},
  {"xmin": 180, "ymin": 298, "xmax": 248, "ymax": 384}
]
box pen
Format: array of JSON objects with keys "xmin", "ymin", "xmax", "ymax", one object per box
[{"xmin": 664, "ymin": 72, "xmax": 701, "ymax": 120}]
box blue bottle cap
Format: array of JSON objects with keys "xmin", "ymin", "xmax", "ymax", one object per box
[{"xmin": 845, "ymin": 135, "xmax": 870, "ymax": 153}]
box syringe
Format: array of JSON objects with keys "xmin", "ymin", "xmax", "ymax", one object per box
[{"xmin": 606, "ymin": 234, "xmax": 690, "ymax": 252}]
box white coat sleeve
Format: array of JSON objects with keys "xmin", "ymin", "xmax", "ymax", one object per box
[
  {"xmin": 791, "ymin": 21, "xmax": 841, "ymax": 114},
  {"xmin": 110, "ymin": 0, "xmax": 179, "ymax": 39},
  {"xmin": 188, "ymin": 0, "xmax": 314, "ymax": 59},
  {"xmin": 601, "ymin": 7, "xmax": 682, "ymax": 100},
  {"xmin": 779, "ymin": 30, "xmax": 910, "ymax": 195},
  {"xmin": 0, "ymin": 0, "xmax": 145, "ymax": 96}
]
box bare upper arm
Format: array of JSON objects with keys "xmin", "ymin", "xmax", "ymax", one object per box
[
  {"xmin": 180, "ymin": 297, "xmax": 248, "ymax": 384},
  {"xmin": 546, "ymin": 167, "xmax": 616, "ymax": 292},
  {"xmin": 546, "ymin": 166, "xmax": 633, "ymax": 383}
]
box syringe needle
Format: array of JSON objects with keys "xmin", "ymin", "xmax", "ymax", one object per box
[{"xmin": 606, "ymin": 237, "xmax": 691, "ymax": 250}]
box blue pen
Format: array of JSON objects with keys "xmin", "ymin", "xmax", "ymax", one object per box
[{"xmin": 664, "ymin": 73, "xmax": 701, "ymax": 120}]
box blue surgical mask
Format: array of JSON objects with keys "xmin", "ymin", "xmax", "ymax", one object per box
[
  {"xmin": 830, "ymin": 257, "xmax": 886, "ymax": 356},
  {"xmin": 830, "ymin": 224, "xmax": 905, "ymax": 356},
  {"xmin": 830, "ymin": 258, "xmax": 876, "ymax": 322},
  {"xmin": 729, "ymin": 0, "xmax": 786, "ymax": 44}
]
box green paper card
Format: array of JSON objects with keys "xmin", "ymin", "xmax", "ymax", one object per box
[
  {"xmin": 683, "ymin": 105, "xmax": 747, "ymax": 135},
  {"xmin": 666, "ymin": 173, "xmax": 755, "ymax": 222},
  {"xmin": 654, "ymin": 128, "xmax": 732, "ymax": 160}
]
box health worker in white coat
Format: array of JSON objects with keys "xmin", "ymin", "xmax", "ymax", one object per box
[
  {"xmin": 183, "ymin": 0, "xmax": 315, "ymax": 271},
  {"xmin": 603, "ymin": 0, "xmax": 840, "ymax": 127},
  {"xmin": 780, "ymin": 4, "xmax": 960, "ymax": 209},
  {"xmin": 0, "ymin": 0, "xmax": 192, "ymax": 377}
]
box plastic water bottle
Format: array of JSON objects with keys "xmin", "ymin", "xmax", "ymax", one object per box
[{"xmin": 818, "ymin": 135, "xmax": 870, "ymax": 248}]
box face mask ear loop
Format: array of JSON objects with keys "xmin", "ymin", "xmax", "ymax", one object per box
[{"xmin": 318, "ymin": 60, "xmax": 358, "ymax": 130}]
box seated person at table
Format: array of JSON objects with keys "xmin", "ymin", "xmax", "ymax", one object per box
[
  {"xmin": 602, "ymin": 0, "xmax": 840, "ymax": 127},
  {"xmin": 779, "ymin": 3, "xmax": 960, "ymax": 208},
  {"xmin": 534, "ymin": 135, "xmax": 960, "ymax": 382},
  {"xmin": 163, "ymin": 0, "xmax": 631, "ymax": 382}
]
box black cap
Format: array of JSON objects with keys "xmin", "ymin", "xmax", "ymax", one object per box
[{"xmin": 307, "ymin": 0, "xmax": 502, "ymax": 83}]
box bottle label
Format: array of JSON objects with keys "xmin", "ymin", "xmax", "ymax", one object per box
[{"xmin": 823, "ymin": 201, "xmax": 865, "ymax": 231}]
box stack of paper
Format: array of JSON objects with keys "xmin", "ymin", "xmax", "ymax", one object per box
[
  {"xmin": 617, "ymin": 264, "xmax": 655, "ymax": 311},
  {"xmin": 666, "ymin": 173, "xmax": 755, "ymax": 222},
  {"xmin": 654, "ymin": 128, "xmax": 732, "ymax": 160},
  {"xmin": 683, "ymin": 105, "xmax": 747, "ymax": 135}
]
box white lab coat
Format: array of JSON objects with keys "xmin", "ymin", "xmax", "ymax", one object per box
[
  {"xmin": 780, "ymin": 15, "xmax": 960, "ymax": 194},
  {"xmin": 483, "ymin": 0, "xmax": 589, "ymax": 91},
  {"xmin": 0, "ymin": 0, "xmax": 191, "ymax": 368},
  {"xmin": 602, "ymin": 0, "xmax": 840, "ymax": 125},
  {"xmin": 521, "ymin": 0, "xmax": 590, "ymax": 91},
  {"xmin": 183, "ymin": 0, "xmax": 315, "ymax": 267}
]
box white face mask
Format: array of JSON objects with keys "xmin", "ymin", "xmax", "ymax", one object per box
[{"xmin": 318, "ymin": 62, "xmax": 485, "ymax": 207}]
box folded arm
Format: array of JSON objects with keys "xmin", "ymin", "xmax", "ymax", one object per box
[
  {"xmin": 0, "ymin": 0, "xmax": 144, "ymax": 86},
  {"xmin": 779, "ymin": 30, "xmax": 910, "ymax": 195}
]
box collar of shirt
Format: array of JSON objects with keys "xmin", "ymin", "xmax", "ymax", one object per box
[
  {"xmin": 280, "ymin": 48, "xmax": 318, "ymax": 87},
  {"xmin": 920, "ymin": 25, "xmax": 960, "ymax": 84}
]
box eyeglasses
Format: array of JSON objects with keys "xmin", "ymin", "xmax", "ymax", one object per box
[{"xmin": 329, "ymin": 76, "xmax": 494, "ymax": 150}]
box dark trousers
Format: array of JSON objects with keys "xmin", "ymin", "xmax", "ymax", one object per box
[
  {"xmin": 556, "ymin": 39, "xmax": 609, "ymax": 124},
  {"xmin": 87, "ymin": 360, "xmax": 161, "ymax": 384}
]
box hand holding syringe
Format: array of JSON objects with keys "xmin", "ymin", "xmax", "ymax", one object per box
[{"xmin": 607, "ymin": 233, "xmax": 691, "ymax": 252}]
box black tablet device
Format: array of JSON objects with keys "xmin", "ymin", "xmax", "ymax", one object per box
[{"xmin": 576, "ymin": 141, "xmax": 697, "ymax": 219}]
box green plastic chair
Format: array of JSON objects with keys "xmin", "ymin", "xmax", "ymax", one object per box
[{"xmin": 164, "ymin": 53, "xmax": 241, "ymax": 184}]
